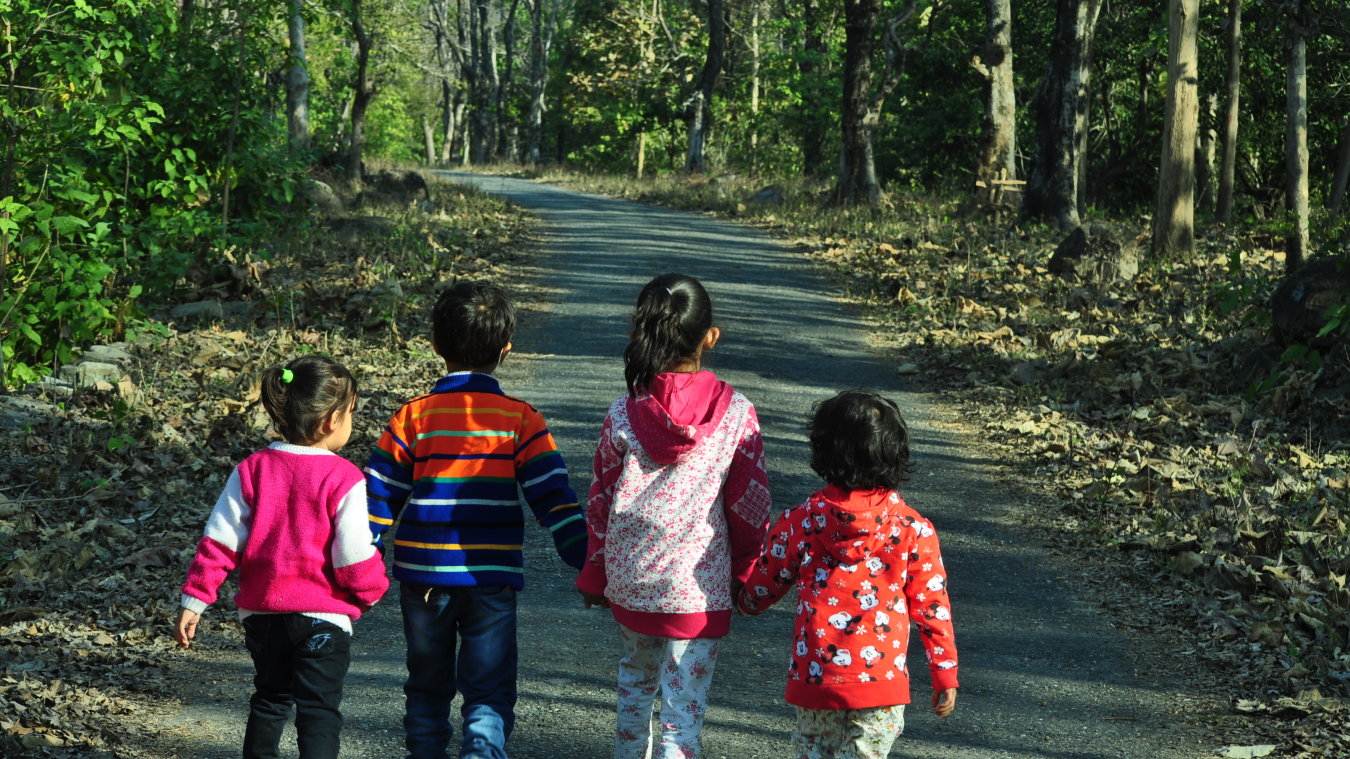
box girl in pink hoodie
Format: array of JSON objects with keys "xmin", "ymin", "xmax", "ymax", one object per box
[
  {"xmin": 175, "ymin": 355, "xmax": 389, "ymax": 759},
  {"xmin": 578, "ymin": 273, "xmax": 772, "ymax": 759}
]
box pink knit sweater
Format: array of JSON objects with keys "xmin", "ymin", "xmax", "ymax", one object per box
[{"xmin": 181, "ymin": 443, "xmax": 389, "ymax": 633}]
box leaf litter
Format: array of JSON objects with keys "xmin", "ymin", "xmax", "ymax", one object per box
[{"xmin": 0, "ymin": 179, "xmax": 531, "ymax": 757}]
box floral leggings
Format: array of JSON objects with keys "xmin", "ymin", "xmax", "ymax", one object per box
[
  {"xmin": 792, "ymin": 704, "xmax": 906, "ymax": 759},
  {"xmin": 614, "ymin": 625, "xmax": 720, "ymax": 759}
]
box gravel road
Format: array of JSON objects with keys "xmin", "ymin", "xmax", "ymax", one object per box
[{"xmin": 147, "ymin": 174, "xmax": 1223, "ymax": 759}]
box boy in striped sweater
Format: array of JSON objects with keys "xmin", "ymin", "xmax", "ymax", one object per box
[{"xmin": 365, "ymin": 281, "xmax": 587, "ymax": 759}]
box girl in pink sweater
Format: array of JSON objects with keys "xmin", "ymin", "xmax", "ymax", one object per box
[
  {"xmin": 176, "ymin": 355, "xmax": 389, "ymax": 759},
  {"xmin": 578, "ymin": 273, "xmax": 772, "ymax": 759}
]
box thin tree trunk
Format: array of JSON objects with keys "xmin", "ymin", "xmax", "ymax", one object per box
[
  {"xmin": 974, "ymin": 0, "xmax": 1015, "ymax": 207},
  {"xmin": 636, "ymin": 132, "xmax": 647, "ymax": 179},
  {"xmin": 1217, "ymin": 0, "xmax": 1241, "ymax": 222},
  {"xmin": 1284, "ymin": 1, "xmax": 1309, "ymax": 273},
  {"xmin": 222, "ymin": 10, "xmax": 248, "ymax": 225},
  {"xmin": 1197, "ymin": 93, "xmax": 1217, "ymax": 212},
  {"xmin": 285, "ymin": 0, "xmax": 310, "ymax": 153},
  {"xmin": 440, "ymin": 81, "xmax": 456, "ymax": 164},
  {"xmin": 469, "ymin": 0, "xmax": 498, "ymax": 164},
  {"xmin": 423, "ymin": 116, "xmax": 437, "ymax": 163},
  {"xmin": 1152, "ymin": 0, "xmax": 1199, "ymax": 258},
  {"xmin": 834, "ymin": 0, "xmax": 884, "ymax": 205},
  {"xmin": 497, "ymin": 0, "xmax": 521, "ymax": 160},
  {"xmin": 348, "ymin": 0, "xmax": 375, "ymax": 183},
  {"xmin": 1330, "ymin": 116, "xmax": 1350, "ymax": 212},
  {"xmin": 797, "ymin": 0, "xmax": 830, "ymax": 177},
  {"xmin": 525, "ymin": 0, "xmax": 549, "ymax": 165},
  {"xmin": 1022, "ymin": 0, "xmax": 1104, "ymax": 229},
  {"xmin": 748, "ymin": 0, "xmax": 761, "ymax": 171},
  {"xmin": 685, "ymin": 0, "xmax": 725, "ymax": 174}
]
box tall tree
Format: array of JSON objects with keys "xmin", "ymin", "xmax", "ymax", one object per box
[
  {"xmin": 347, "ymin": 0, "xmax": 376, "ymax": 181},
  {"xmin": 792, "ymin": 0, "xmax": 833, "ymax": 177},
  {"xmin": 468, "ymin": 0, "xmax": 499, "ymax": 163},
  {"xmin": 1284, "ymin": 0, "xmax": 1310, "ymax": 273},
  {"xmin": 973, "ymin": 0, "xmax": 1015, "ymax": 208},
  {"xmin": 1021, "ymin": 0, "xmax": 1104, "ymax": 229},
  {"xmin": 1332, "ymin": 115, "xmax": 1350, "ymax": 212},
  {"xmin": 286, "ymin": 0, "xmax": 311, "ymax": 152},
  {"xmin": 1152, "ymin": 0, "xmax": 1199, "ymax": 258},
  {"xmin": 684, "ymin": 0, "xmax": 725, "ymax": 174},
  {"xmin": 525, "ymin": 0, "xmax": 554, "ymax": 165},
  {"xmin": 1216, "ymin": 0, "xmax": 1241, "ymax": 223}
]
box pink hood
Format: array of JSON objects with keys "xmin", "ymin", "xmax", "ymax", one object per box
[{"xmin": 626, "ymin": 371, "xmax": 735, "ymax": 464}]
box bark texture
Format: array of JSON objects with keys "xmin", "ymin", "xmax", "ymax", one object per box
[
  {"xmin": 285, "ymin": 0, "xmax": 310, "ymax": 152},
  {"xmin": 1285, "ymin": 2, "xmax": 1309, "ymax": 273},
  {"xmin": 974, "ymin": 0, "xmax": 1016, "ymax": 207},
  {"xmin": 685, "ymin": 0, "xmax": 725, "ymax": 174},
  {"xmin": 1152, "ymin": 0, "xmax": 1199, "ymax": 258},
  {"xmin": 1217, "ymin": 0, "xmax": 1241, "ymax": 222}
]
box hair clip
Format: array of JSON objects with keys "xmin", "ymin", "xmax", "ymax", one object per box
[
  {"xmin": 281, "ymin": 368, "xmax": 294, "ymax": 384},
  {"xmin": 665, "ymin": 287, "xmax": 674, "ymax": 295}
]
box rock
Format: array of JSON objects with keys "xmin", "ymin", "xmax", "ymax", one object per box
[
  {"xmin": 57, "ymin": 360, "xmax": 124, "ymax": 388},
  {"xmin": 303, "ymin": 178, "xmax": 345, "ymax": 217},
  {"xmin": 1048, "ymin": 222, "xmax": 1140, "ymax": 285},
  {"xmin": 1271, "ymin": 256, "xmax": 1350, "ymax": 348},
  {"xmin": 746, "ymin": 184, "xmax": 785, "ymax": 206},
  {"xmin": 81, "ymin": 343, "xmax": 134, "ymax": 366},
  {"xmin": 1010, "ymin": 361, "xmax": 1042, "ymax": 386},
  {"xmin": 327, "ymin": 215, "xmax": 397, "ymax": 245},
  {"xmin": 170, "ymin": 300, "xmax": 225, "ymax": 322},
  {"xmin": 364, "ymin": 169, "xmax": 429, "ymax": 203},
  {"xmin": 0, "ymin": 395, "xmax": 57, "ymax": 426},
  {"xmin": 27, "ymin": 376, "xmax": 75, "ymax": 400}
]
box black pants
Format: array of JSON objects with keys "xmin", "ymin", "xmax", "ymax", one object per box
[{"xmin": 241, "ymin": 614, "xmax": 351, "ymax": 759}]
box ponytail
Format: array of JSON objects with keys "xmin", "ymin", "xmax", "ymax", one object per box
[
  {"xmin": 259, "ymin": 355, "xmax": 357, "ymax": 445},
  {"xmin": 624, "ymin": 273, "xmax": 713, "ymax": 396}
]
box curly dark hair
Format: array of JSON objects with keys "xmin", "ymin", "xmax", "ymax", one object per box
[
  {"xmin": 809, "ymin": 390, "xmax": 915, "ymax": 491},
  {"xmin": 432, "ymin": 281, "xmax": 517, "ymax": 368},
  {"xmin": 259, "ymin": 355, "xmax": 357, "ymax": 446}
]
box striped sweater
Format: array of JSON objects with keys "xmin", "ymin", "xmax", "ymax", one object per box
[{"xmin": 365, "ymin": 371, "xmax": 586, "ymax": 588}]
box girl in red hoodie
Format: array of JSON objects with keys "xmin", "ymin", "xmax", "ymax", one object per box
[
  {"xmin": 578, "ymin": 272, "xmax": 771, "ymax": 759},
  {"xmin": 737, "ymin": 390, "xmax": 958, "ymax": 759}
]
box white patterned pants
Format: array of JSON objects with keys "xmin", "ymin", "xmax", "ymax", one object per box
[
  {"xmin": 792, "ymin": 704, "xmax": 906, "ymax": 759},
  {"xmin": 614, "ymin": 625, "xmax": 720, "ymax": 759}
]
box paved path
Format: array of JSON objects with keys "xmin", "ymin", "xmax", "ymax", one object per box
[{"xmin": 152, "ymin": 174, "xmax": 1214, "ymax": 758}]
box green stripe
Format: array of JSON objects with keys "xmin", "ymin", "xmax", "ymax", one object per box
[
  {"xmin": 556, "ymin": 532, "xmax": 585, "ymax": 550},
  {"xmin": 521, "ymin": 449, "xmax": 560, "ymax": 467},
  {"xmin": 394, "ymin": 562, "xmax": 524, "ymax": 574},
  {"xmin": 417, "ymin": 430, "xmax": 514, "ymax": 439},
  {"xmin": 547, "ymin": 513, "xmax": 583, "ymax": 533},
  {"xmin": 370, "ymin": 446, "xmax": 399, "ymax": 463},
  {"xmin": 417, "ymin": 476, "xmax": 517, "ymax": 484}
]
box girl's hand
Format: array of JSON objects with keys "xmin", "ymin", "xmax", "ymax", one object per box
[
  {"xmin": 175, "ymin": 609, "xmax": 201, "ymax": 649},
  {"xmin": 932, "ymin": 687, "xmax": 957, "ymax": 718},
  {"xmin": 579, "ymin": 590, "xmax": 610, "ymax": 609}
]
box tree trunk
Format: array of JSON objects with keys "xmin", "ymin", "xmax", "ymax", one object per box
[
  {"xmin": 797, "ymin": 0, "xmax": 830, "ymax": 177},
  {"xmin": 748, "ymin": 0, "xmax": 761, "ymax": 171},
  {"xmin": 1021, "ymin": 0, "xmax": 1104, "ymax": 229},
  {"xmin": 1284, "ymin": 1, "xmax": 1309, "ymax": 274},
  {"xmin": 684, "ymin": 0, "xmax": 725, "ymax": 174},
  {"xmin": 1153, "ymin": 0, "xmax": 1199, "ymax": 258},
  {"xmin": 525, "ymin": 0, "xmax": 551, "ymax": 166},
  {"xmin": 974, "ymin": 0, "xmax": 1016, "ymax": 207},
  {"xmin": 469, "ymin": 0, "xmax": 498, "ymax": 164},
  {"xmin": 1216, "ymin": 0, "xmax": 1241, "ymax": 222},
  {"xmin": 1330, "ymin": 116, "xmax": 1350, "ymax": 212},
  {"xmin": 348, "ymin": 0, "xmax": 374, "ymax": 183},
  {"xmin": 497, "ymin": 0, "xmax": 521, "ymax": 160},
  {"xmin": 423, "ymin": 115, "xmax": 437, "ymax": 164},
  {"xmin": 1197, "ymin": 93, "xmax": 1217, "ymax": 212},
  {"xmin": 834, "ymin": 0, "xmax": 883, "ymax": 205},
  {"xmin": 285, "ymin": 0, "xmax": 310, "ymax": 153}
]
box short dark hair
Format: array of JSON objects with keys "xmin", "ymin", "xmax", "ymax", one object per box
[
  {"xmin": 432, "ymin": 281, "xmax": 516, "ymax": 368},
  {"xmin": 624, "ymin": 273, "xmax": 713, "ymax": 396},
  {"xmin": 809, "ymin": 390, "xmax": 914, "ymax": 491},
  {"xmin": 260, "ymin": 355, "xmax": 357, "ymax": 446}
]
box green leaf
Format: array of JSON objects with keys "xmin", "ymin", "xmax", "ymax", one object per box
[{"xmin": 52, "ymin": 215, "xmax": 91, "ymax": 235}]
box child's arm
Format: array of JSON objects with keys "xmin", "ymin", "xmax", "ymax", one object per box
[
  {"xmin": 736, "ymin": 509, "xmax": 800, "ymax": 615},
  {"xmin": 576, "ymin": 416, "xmax": 621, "ymax": 604},
  {"xmin": 516, "ymin": 408, "xmax": 587, "ymax": 569},
  {"xmin": 903, "ymin": 516, "xmax": 960, "ymax": 712},
  {"xmin": 722, "ymin": 406, "xmax": 772, "ymax": 586},
  {"xmin": 178, "ymin": 467, "xmax": 252, "ymax": 648},
  {"xmin": 330, "ymin": 480, "xmax": 391, "ymax": 609},
  {"xmin": 364, "ymin": 411, "xmax": 415, "ymax": 548}
]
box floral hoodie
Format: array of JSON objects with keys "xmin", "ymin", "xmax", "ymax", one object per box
[
  {"xmin": 738, "ymin": 486, "xmax": 958, "ymax": 709},
  {"xmin": 578, "ymin": 370, "xmax": 771, "ymax": 639}
]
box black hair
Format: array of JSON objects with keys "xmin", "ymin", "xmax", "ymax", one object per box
[
  {"xmin": 624, "ymin": 273, "xmax": 713, "ymax": 396},
  {"xmin": 432, "ymin": 281, "xmax": 516, "ymax": 368},
  {"xmin": 259, "ymin": 355, "xmax": 357, "ymax": 446},
  {"xmin": 809, "ymin": 390, "xmax": 915, "ymax": 491}
]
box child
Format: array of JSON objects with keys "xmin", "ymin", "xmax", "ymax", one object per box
[
  {"xmin": 364, "ymin": 281, "xmax": 587, "ymax": 759},
  {"xmin": 175, "ymin": 354, "xmax": 390, "ymax": 759},
  {"xmin": 577, "ymin": 272, "xmax": 772, "ymax": 759},
  {"xmin": 736, "ymin": 390, "xmax": 959, "ymax": 759}
]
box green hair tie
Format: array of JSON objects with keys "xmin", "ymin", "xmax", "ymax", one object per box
[{"xmin": 281, "ymin": 368, "xmax": 294, "ymax": 384}]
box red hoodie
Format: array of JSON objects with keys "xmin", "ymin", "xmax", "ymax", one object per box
[
  {"xmin": 579, "ymin": 371, "xmax": 771, "ymax": 638},
  {"xmin": 738, "ymin": 486, "xmax": 959, "ymax": 709}
]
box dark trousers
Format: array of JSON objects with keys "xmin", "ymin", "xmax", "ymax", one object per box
[{"xmin": 241, "ymin": 614, "xmax": 351, "ymax": 759}]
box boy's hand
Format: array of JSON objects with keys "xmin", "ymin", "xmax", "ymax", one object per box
[
  {"xmin": 932, "ymin": 687, "xmax": 957, "ymax": 718},
  {"xmin": 175, "ymin": 609, "xmax": 201, "ymax": 649},
  {"xmin": 579, "ymin": 590, "xmax": 610, "ymax": 609}
]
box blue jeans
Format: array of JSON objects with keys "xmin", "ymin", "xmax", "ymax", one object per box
[{"xmin": 401, "ymin": 583, "xmax": 518, "ymax": 759}]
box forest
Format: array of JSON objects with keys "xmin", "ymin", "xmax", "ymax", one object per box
[{"xmin": 3, "ymin": 0, "xmax": 1350, "ymax": 754}]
